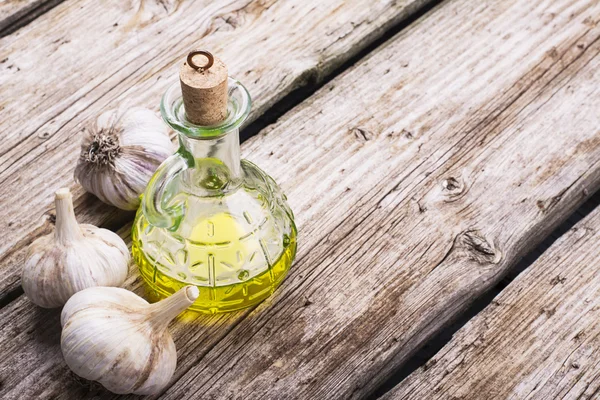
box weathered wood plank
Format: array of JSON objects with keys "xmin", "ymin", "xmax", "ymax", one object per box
[
  {"xmin": 0, "ymin": 0, "xmax": 61, "ymax": 36},
  {"xmin": 0, "ymin": 0, "xmax": 435, "ymax": 297},
  {"xmin": 385, "ymin": 197, "xmax": 600, "ymax": 400},
  {"xmin": 2, "ymin": 0, "xmax": 600, "ymax": 399}
]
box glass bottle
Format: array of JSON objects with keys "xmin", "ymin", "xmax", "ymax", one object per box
[{"xmin": 132, "ymin": 78, "xmax": 297, "ymax": 313}]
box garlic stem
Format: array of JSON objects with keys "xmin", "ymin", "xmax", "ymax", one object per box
[
  {"xmin": 147, "ymin": 286, "xmax": 199, "ymax": 331},
  {"xmin": 54, "ymin": 188, "xmax": 84, "ymax": 245}
]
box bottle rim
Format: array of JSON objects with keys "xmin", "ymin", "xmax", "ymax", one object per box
[{"xmin": 160, "ymin": 77, "xmax": 252, "ymax": 139}]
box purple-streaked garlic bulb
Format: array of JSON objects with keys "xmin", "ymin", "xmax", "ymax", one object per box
[{"xmin": 74, "ymin": 107, "xmax": 173, "ymax": 210}]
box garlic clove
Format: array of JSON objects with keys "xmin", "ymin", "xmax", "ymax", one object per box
[
  {"xmin": 61, "ymin": 285, "xmax": 199, "ymax": 395},
  {"xmin": 21, "ymin": 188, "xmax": 129, "ymax": 308},
  {"xmin": 74, "ymin": 107, "xmax": 174, "ymax": 210}
]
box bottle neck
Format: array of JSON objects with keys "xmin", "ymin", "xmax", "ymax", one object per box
[
  {"xmin": 178, "ymin": 129, "xmax": 242, "ymax": 188},
  {"xmin": 160, "ymin": 77, "xmax": 251, "ymax": 192}
]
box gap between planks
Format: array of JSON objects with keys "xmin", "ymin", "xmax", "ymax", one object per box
[
  {"xmin": 0, "ymin": 0, "xmax": 65, "ymax": 37},
  {"xmin": 384, "ymin": 189, "xmax": 600, "ymax": 399},
  {"xmin": 372, "ymin": 191, "xmax": 600, "ymax": 398}
]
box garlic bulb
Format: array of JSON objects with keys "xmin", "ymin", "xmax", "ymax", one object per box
[
  {"xmin": 21, "ymin": 188, "xmax": 129, "ymax": 308},
  {"xmin": 61, "ymin": 285, "xmax": 199, "ymax": 395},
  {"xmin": 74, "ymin": 107, "xmax": 174, "ymax": 210}
]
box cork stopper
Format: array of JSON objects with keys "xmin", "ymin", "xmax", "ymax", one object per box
[{"xmin": 179, "ymin": 50, "xmax": 228, "ymax": 126}]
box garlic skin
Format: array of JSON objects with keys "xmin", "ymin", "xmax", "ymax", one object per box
[
  {"xmin": 61, "ymin": 285, "xmax": 199, "ymax": 395},
  {"xmin": 74, "ymin": 107, "xmax": 174, "ymax": 210},
  {"xmin": 21, "ymin": 188, "xmax": 129, "ymax": 308}
]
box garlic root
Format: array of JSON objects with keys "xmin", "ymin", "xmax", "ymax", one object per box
[
  {"xmin": 61, "ymin": 285, "xmax": 199, "ymax": 395},
  {"xmin": 74, "ymin": 107, "xmax": 174, "ymax": 210},
  {"xmin": 21, "ymin": 188, "xmax": 129, "ymax": 308}
]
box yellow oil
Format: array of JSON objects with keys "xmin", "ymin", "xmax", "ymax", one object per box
[{"xmin": 132, "ymin": 211, "xmax": 297, "ymax": 314}]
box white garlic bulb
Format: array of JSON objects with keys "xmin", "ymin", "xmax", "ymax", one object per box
[
  {"xmin": 61, "ymin": 285, "xmax": 199, "ymax": 395},
  {"xmin": 21, "ymin": 188, "xmax": 129, "ymax": 308},
  {"xmin": 74, "ymin": 107, "xmax": 174, "ymax": 210}
]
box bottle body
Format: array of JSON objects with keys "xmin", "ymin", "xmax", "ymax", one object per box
[
  {"xmin": 132, "ymin": 160, "xmax": 296, "ymax": 313},
  {"xmin": 132, "ymin": 78, "xmax": 296, "ymax": 313}
]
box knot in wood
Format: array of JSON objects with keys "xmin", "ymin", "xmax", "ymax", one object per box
[
  {"xmin": 454, "ymin": 229, "xmax": 501, "ymax": 265},
  {"xmin": 350, "ymin": 127, "xmax": 373, "ymax": 143},
  {"xmin": 442, "ymin": 177, "xmax": 460, "ymax": 191},
  {"xmin": 549, "ymin": 275, "xmax": 566, "ymax": 285},
  {"xmin": 441, "ymin": 176, "xmax": 467, "ymax": 202}
]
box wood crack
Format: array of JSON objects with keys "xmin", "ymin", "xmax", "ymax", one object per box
[{"xmin": 0, "ymin": 0, "xmax": 65, "ymax": 37}]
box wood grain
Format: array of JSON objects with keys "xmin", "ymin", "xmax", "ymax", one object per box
[
  {"xmin": 1, "ymin": 0, "xmax": 600, "ymax": 399},
  {"xmin": 385, "ymin": 201, "xmax": 600, "ymax": 400},
  {"xmin": 0, "ymin": 0, "xmax": 436, "ymax": 297}
]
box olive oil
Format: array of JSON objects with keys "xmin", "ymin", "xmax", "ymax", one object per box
[
  {"xmin": 132, "ymin": 211, "xmax": 296, "ymax": 313},
  {"xmin": 132, "ymin": 157, "xmax": 297, "ymax": 314}
]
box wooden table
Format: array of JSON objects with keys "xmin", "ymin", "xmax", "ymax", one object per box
[{"xmin": 1, "ymin": 0, "xmax": 600, "ymax": 399}]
